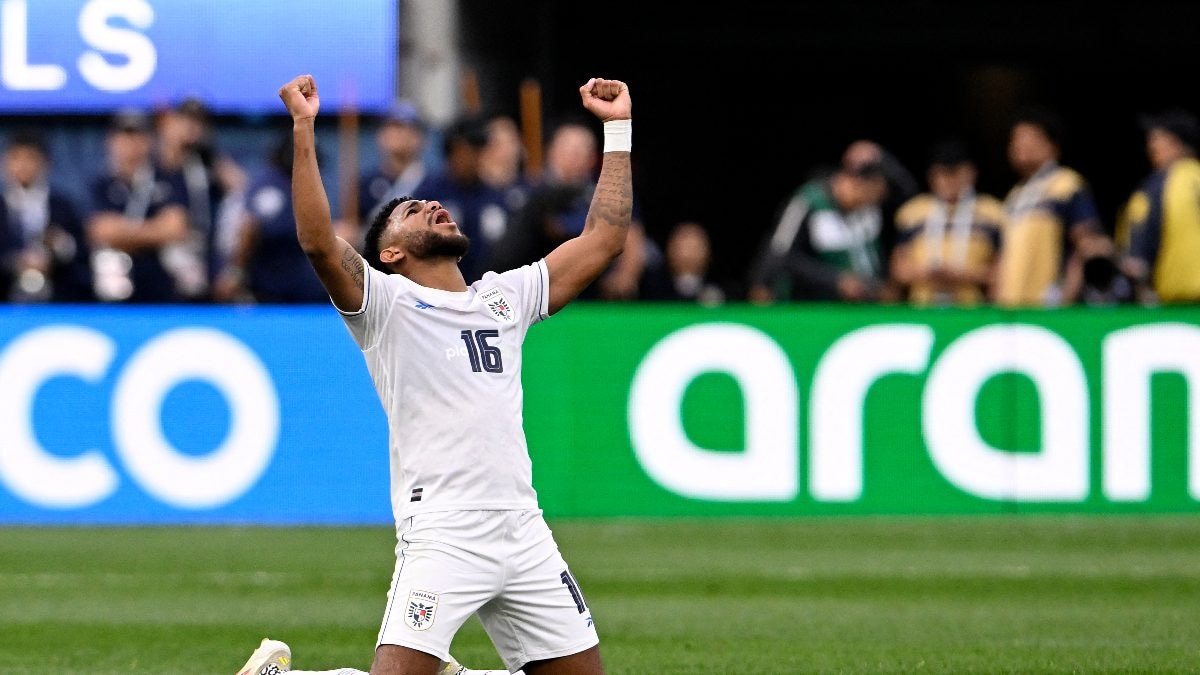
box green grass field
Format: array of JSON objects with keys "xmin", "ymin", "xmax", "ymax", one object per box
[{"xmin": 2, "ymin": 517, "xmax": 1199, "ymax": 674}]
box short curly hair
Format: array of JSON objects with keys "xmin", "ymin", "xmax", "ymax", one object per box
[{"xmin": 363, "ymin": 196, "xmax": 410, "ymax": 272}]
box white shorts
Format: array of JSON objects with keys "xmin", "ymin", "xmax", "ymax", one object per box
[{"xmin": 377, "ymin": 509, "xmax": 599, "ymax": 672}]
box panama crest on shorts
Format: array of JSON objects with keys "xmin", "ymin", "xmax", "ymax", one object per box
[{"xmin": 404, "ymin": 589, "xmax": 439, "ymax": 631}]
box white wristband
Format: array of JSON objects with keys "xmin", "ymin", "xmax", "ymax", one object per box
[{"xmin": 603, "ymin": 119, "xmax": 632, "ymax": 153}]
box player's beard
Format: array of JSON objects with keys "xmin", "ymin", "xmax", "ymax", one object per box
[{"xmin": 410, "ymin": 229, "xmax": 471, "ymax": 261}]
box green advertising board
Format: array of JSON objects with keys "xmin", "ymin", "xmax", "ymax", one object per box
[{"xmin": 522, "ymin": 303, "xmax": 1199, "ymax": 516}]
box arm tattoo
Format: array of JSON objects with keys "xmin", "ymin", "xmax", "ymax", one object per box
[
  {"xmin": 590, "ymin": 155, "xmax": 633, "ymax": 233},
  {"xmin": 340, "ymin": 244, "xmax": 365, "ymax": 288}
]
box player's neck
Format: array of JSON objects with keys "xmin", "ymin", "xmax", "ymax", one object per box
[{"xmin": 401, "ymin": 258, "xmax": 469, "ymax": 292}]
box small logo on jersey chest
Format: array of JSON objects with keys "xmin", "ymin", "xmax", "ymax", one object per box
[
  {"xmin": 405, "ymin": 589, "xmax": 439, "ymax": 631},
  {"xmin": 479, "ymin": 287, "xmax": 514, "ymax": 323}
]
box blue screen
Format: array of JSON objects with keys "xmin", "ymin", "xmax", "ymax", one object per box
[
  {"xmin": 0, "ymin": 0, "xmax": 396, "ymax": 113},
  {"xmin": 0, "ymin": 305, "xmax": 393, "ymax": 524}
]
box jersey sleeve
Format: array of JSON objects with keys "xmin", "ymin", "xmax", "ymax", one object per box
[
  {"xmin": 337, "ymin": 258, "xmax": 397, "ymax": 350},
  {"xmin": 1125, "ymin": 178, "xmax": 1165, "ymax": 265},
  {"xmin": 1061, "ymin": 188, "xmax": 1101, "ymax": 234},
  {"xmin": 892, "ymin": 196, "xmax": 928, "ymax": 246},
  {"xmin": 495, "ymin": 258, "xmax": 550, "ymax": 327},
  {"xmin": 1049, "ymin": 172, "xmax": 1101, "ymax": 234}
]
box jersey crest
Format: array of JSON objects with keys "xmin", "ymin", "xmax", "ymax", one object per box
[{"xmin": 480, "ymin": 286, "xmax": 514, "ymax": 323}]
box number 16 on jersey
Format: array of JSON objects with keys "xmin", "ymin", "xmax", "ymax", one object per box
[{"xmin": 460, "ymin": 329, "xmax": 503, "ymax": 373}]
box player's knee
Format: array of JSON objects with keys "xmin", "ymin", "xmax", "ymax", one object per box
[
  {"xmin": 370, "ymin": 643, "xmax": 442, "ymax": 675},
  {"xmin": 520, "ymin": 645, "xmax": 604, "ymax": 675}
]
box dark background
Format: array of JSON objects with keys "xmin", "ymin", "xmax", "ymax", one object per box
[{"xmin": 458, "ymin": 0, "xmax": 1200, "ymax": 295}]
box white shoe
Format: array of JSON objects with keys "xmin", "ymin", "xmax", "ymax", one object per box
[{"xmin": 236, "ymin": 638, "xmax": 292, "ymax": 675}]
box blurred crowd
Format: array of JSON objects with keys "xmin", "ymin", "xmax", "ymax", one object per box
[
  {"xmin": 749, "ymin": 106, "xmax": 1200, "ymax": 309},
  {"xmin": 2, "ymin": 99, "xmax": 1198, "ymax": 308}
]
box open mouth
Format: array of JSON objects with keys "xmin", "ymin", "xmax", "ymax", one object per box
[{"xmin": 433, "ymin": 209, "xmax": 453, "ymax": 225}]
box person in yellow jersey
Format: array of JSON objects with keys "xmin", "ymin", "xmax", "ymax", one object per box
[
  {"xmin": 890, "ymin": 139, "xmax": 1005, "ymax": 306},
  {"xmin": 993, "ymin": 107, "xmax": 1104, "ymax": 308},
  {"xmin": 1116, "ymin": 108, "xmax": 1200, "ymax": 305}
]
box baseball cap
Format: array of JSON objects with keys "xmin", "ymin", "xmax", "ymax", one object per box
[
  {"xmin": 1140, "ymin": 108, "xmax": 1200, "ymax": 151},
  {"xmin": 173, "ymin": 96, "xmax": 211, "ymax": 123},
  {"xmin": 384, "ymin": 99, "xmax": 424, "ymax": 129},
  {"xmin": 110, "ymin": 108, "xmax": 152, "ymax": 134}
]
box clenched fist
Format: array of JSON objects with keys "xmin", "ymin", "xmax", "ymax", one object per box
[
  {"xmin": 278, "ymin": 74, "xmax": 320, "ymax": 121},
  {"xmin": 579, "ymin": 78, "xmax": 631, "ymax": 122}
]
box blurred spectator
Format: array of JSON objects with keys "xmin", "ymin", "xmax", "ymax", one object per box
[
  {"xmin": 1115, "ymin": 108, "xmax": 1200, "ymax": 304},
  {"xmin": 993, "ymin": 107, "xmax": 1104, "ymax": 307},
  {"xmin": 86, "ymin": 109, "xmax": 191, "ymax": 303},
  {"xmin": 490, "ymin": 117, "xmax": 656, "ymax": 298},
  {"xmin": 154, "ymin": 97, "xmax": 246, "ymax": 301},
  {"xmin": 412, "ymin": 114, "xmax": 509, "ymax": 284},
  {"xmin": 640, "ymin": 221, "xmax": 726, "ymax": 306},
  {"xmin": 890, "ymin": 139, "xmax": 1004, "ymax": 306},
  {"xmin": 213, "ymin": 132, "xmax": 327, "ymax": 304},
  {"xmin": 355, "ymin": 100, "xmax": 428, "ymax": 243},
  {"xmin": 603, "ymin": 219, "xmax": 659, "ymax": 300},
  {"xmin": 747, "ymin": 149, "xmax": 892, "ymax": 303},
  {"xmin": 843, "ymin": 138, "xmax": 920, "ymax": 268},
  {"xmin": 1, "ymin": 130, "xmax": 93, "ymax": 302},
  {"xmin": 480, "ymin": 112, "xmax": 533, "ymax": 214}
]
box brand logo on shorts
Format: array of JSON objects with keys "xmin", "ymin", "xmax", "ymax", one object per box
[
  {"xmin": 480, "ymin": 287, "xmax": 514, "ymax": 323},
  {"xmin": 405, "ymin": 589, "xmax": 439, "ymax": 631}
]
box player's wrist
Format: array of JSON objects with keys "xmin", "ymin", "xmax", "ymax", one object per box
[{"xmin": 603, "ymin": 119, "xmax": 631, "ymax": 153}]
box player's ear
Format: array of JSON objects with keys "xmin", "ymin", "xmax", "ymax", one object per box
[{"xmin": 380, "ymin": 247, "xmax": 404, "ymax": 265}]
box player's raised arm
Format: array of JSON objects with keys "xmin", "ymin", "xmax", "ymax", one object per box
[
  {"xmin": 543, "ymin": 77, "xmax": 633, "ymax": 314},
  {"xmin": 278, "ymin": 74, "xmax": 364, "ymax": 312}
]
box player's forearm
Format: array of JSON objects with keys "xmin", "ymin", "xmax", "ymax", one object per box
[
  {"xmin": 580, "ymin": 150, "xmax": 632, "ymax": 258},
  {"xmin": 291, "ymin": 120, "xmax": 336, "ymax": 257},
  {"xmin": 137, "ymin": 208, "xmax": 189, "ymax": 249},
  {"xmin": 89, "ymin": 209, "xmax": 187, "ymax": 252}
]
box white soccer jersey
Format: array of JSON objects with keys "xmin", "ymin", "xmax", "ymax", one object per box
[{"xmin": 338, "ymin": 257, "xmax": 550, "ymax": 522}]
